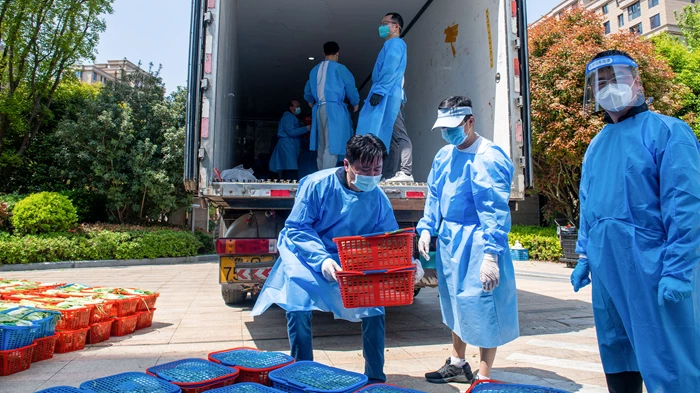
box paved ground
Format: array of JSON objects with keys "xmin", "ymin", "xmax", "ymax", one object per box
[{"xmin": 0, "ymin": 261, "xmax": 608, "ymax": 393}]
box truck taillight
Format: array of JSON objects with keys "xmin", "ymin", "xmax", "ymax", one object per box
[
  {"xmin": 216, "ymin": 239, "xmax": 278, "ymax": 255},
  {"xmin": 406, "ymin": 191, "xmax": 425, "ymax": 199}
]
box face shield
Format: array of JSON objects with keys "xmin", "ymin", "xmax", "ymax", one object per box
[{"xmin": 583, "ymin": 55, "xmax": 645, "ymax": 114}]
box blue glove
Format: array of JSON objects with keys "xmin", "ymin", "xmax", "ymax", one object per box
[
  {"xmin": 570, "ymin": 257, "xmax": 591, "ymax": 292},
  {"xmin": 657, "ymin": 276, "xmax": 692, "ymax": 306}
]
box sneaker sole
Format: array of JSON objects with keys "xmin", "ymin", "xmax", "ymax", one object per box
[{"xmin": 425, "ymin": 375, "xmax": 469, "ymax": 384}]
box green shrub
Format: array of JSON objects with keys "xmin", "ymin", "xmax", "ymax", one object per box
[
  {"xmin": 11, "ymin": 192, "xmax": 78, "ymax": 235},
  {"xmin": 193, "ymin": 231, "xmax": 216, "ymax": 255},
  {"xmin": 509, "ymin": 225, "xmax": 563, "ymax": 262}
]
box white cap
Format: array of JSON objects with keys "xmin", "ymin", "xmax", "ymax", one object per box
[{"xmin": 431, "ymin": 106, "xmax": 473, "ymax": 131}]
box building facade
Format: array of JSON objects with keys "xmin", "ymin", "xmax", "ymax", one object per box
[
  {"xmin": 75, "ymin": 59, "xmax": 146, "ymax": 85},
  {"xmin": 534, "ymin": 0, "xmax": 697, "ymax": 37}
]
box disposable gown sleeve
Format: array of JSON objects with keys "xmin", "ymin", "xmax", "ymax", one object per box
[
  {"xmin": 340, "ymin": 66, "xmax": 360, "ymax": 106},
  {"xmin": 416, "ymin": 159, "xmax": 440, "ymax": 236},
  {"xmin": 658, "ymin": 122, "xmax": 700, "ymax": 281},
  {"xmin": 372, "ymin": 42, "xmax": 405, "ymax": 97},
  {"xmin": 281, "ymin": 114, "xmax": 308, "ymax": 138},
  {"xmin": 472, "ymin": 152, "xmax": 514, "ymax": 256},
  {"xmin": 284, "ymin": 179, "xmax": 331, "ymax": 273},
  {"xmin": 304, "ymin": 80, "xmax": 314, "ymax": 104},
  {"xmin": 575, "ymin": 156, "xmax": 590, "ymax": 256}
]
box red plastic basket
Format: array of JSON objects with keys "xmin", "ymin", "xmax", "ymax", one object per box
[
  {"xmin": 135, "ymin": 293, "xmax": 159, "ymax": 312},
  {"xmin": 55, "ymin": 307, "xmax": 91, "ymax": 331},
  {"xmin": 87, "ymin": 319, "xmax": 114, "ymax": 344},
  {"xmin": 0, "ymin": 343, "xmax": 35, "ymax": 376},
  {"xmin": 31, "ymin": 335, "xmax": 56, "ymax": 363},
  {"xmin": 333, "ymin": 231, "xmax": 415, "ymax": 271},
  {"xmin": 337, "ymin": 267, "xmax": 415, "ymax": 308},
  {"xmin": 111, "ymin": 314, "xmax": 138, "ymax": 337},
  {"xmin": 88, "ymin": 301, "xmax": 114, "ymax": 324},
  {"xmin": 110, "ymin": 296, "xmax": 140, "ymax": 317},
  {"xmin": 135, "ymin": 308, "xmax": 156, "ymax": 330},
  {"xmin": 55, "ymin": 327, "xmax": 89, "ymax": 353}
]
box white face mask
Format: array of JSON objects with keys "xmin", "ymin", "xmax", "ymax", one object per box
[{"xmin": 596, "ymin": 83, "xmax": 636, "ymax": 113}]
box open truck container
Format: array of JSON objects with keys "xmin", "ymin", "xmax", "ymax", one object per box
[{"xmin": 184, "ymin": 0, "xmax": 532, "ymax": 304}]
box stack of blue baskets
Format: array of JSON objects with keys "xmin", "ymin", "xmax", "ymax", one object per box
[
  {"xmin": 37, "ymin": 388, "xmax": 96, "ymax": 393},
  {"xmin": 208, "ymin": 383, "xmax": 286, "ymax": 392},
  {"xmin": 355, "ymin": 385, "xmax": 426, "ymax": 393},
  {"xmin": 268, "ymin": 361, "xmax": 368, "ymax": 393},
  {"xmin": 79, "ymin": 372, "xmax": 181, "ymax": 393},
  {"xmin": 468, "ymin": 381, "xmax": 571, "ymax": 393},
  {"xmin": 146, "ymin": 358, "xmax": 240, "ymax": 391}
]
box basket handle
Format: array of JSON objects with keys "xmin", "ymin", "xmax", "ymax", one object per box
[
  {"xmin": 333, "ymin": 228, "xmax": 416, "ymax": 242},
  {"xmin": 465, "ymin": 379, "xmax": 502, "ymax": 392}
]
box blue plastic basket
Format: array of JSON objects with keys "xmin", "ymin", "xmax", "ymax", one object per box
[
  {"xmin": 0, "ymin": 323, "xmax": 40, "ymax": 351},
  {"xmin": 36, "ymin": 387, "xmax": 96, "ymax": 393},
  {"xmin": 2, "ymin": 307, "xmax": 61, "ymax": 339},
  {"xmin": 354, "ymin": 384, "xmax": 427, "ymax": 393},
  {"xmin": 468, "ymin": 381, "xmax": 570, "ymax": 393},
  {"xmin": 510, "ymin": 249, "xmax": 529, "ymax": 261},
  {"xmin": 209, "ymin": 348, "xmax": 295, "ymax": 369},
  {"xmin": 79, "ymin": 372, "xmax": 181, "ymax": 393},
  {"xmin": 269, "ymin": 361, "xmax": 368, "ymax": 393},
  {"xmin": 208, "ymin": 383, "xmax": 285, "ymax": 392},
  {"xmin": 147, "ymin": 358, "xmax": 239, "ymax": 387}
]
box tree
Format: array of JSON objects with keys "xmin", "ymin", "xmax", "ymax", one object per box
[
  {"xmin": 55, "ymin": 66, "xmax": 189, "ymax": 223},
  {"xmin": 528, "ymin": 8, "xmax": 685, "ymax": 221},
  {"xmin": 676, "ymin": 4, "xmax": 700, "ymax": 51},
  {"xmin": 0, "ymin": 0, "xmax": 114, "ymax": 175}
]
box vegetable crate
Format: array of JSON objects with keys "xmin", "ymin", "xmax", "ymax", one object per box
[
  {"xmin": 80, "ymin": 372, "xmax": 181, "ymax": 393},
  {"xmin": 55, "ymin": 327, "xmax": 89, "ymax": 353},
  {"xmin": 555, "ymin": 219, "xmax": 579, "ymax": 268},
  {"xmin": 354, "ymin": 384, "xmax": 426, "ymax": 392},
  {"xmin": 0, "ymin": 343, "xmax": 35, "ymax": 376},
  {"xmin": 111, "ymin": 296, "xmax": 141, "ymax": 317},
  {"xmin": 208, "ymin": 347, "xmax": 295, "ymax": 386},
  {"xmin": 0, "ymin": 322, "xmax": 39, "ymax": 350},
  {"xmin": 135, "ymin": 292, "xmax": 160, "ymax": 312},
  {"xmin": 88, "ymin": 301, "xmax": 114, "ymax": 324},
  {"xmin": 146, "ymin": 358, "xmax": 240, "ymax": 393},
  {"xmin": 136, "ymin": 308, "xmax": 156, "ymax": 330},
  {"xmin": 337, "ymin": 267, "xmax": 416, "ymax": 308},
  {"xmin": 111, "ymin": 314, "xmax": 139, "ymax": 337},
  {"xmin": 87, "ymin": 319, "xmax": 114, "ymax": 344},
  {"xmin": 1, "ymin": 307, "xmax": 60, "ymax": 339},
  {"xmin": 207, "ymin": 383, "xmax": 286, "ymax": 392},
  {"xmin": 55, "ymin": 307, "xmax": 91, "ymax": 331},
  {"xmin": 333, "ymin": 230, "xmax": 415, "ymax": 271},
  {"xmin": 268, "ymin": 361, "xmax": 368, "ymax": 393},
  {"xmin": 466, "ymin": 380, "xmax": 571, "ymax": 393},
  {"xmin": 36, "ymin": 387, "xmax": 94, "ymax": 393},
  {"xmin": 32, "ymin": 334, "xmax": 57, "ymax": 363}
]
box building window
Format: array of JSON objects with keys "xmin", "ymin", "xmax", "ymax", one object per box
[
  {"xmin": 628, "ymin": 2, "xmax": 641, "ymax": 21},
  {"xmin": 618, "ymin": 14, "xmax": 625, "ymax": 27},
  {"xmin": 648, "ymin": 0, "xmax": 658, "ymax": 7},
  {"xmin": 604, "ymin": 21, "xmax": 611, "ymax": 34},
  {"xmin": 93, "ymin": 72, "xmax": 97, "ymax": 81},
  {"xmin": 602, "ymin": 4, "xmax": 609, "ymax": 15},
  {"xmin": 75, "ymin": 71, "xmax": 82, "ymax": 79},
  {"xmin": 650, "ymin": 14, "xmax": 661, "ymax": 30},
  {"xmin": 630, "ymin": 22, "xmax": 643, "ymax": 34}
]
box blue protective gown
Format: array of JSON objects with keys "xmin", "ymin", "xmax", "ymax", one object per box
[
  {"xmin": 356, "ymin": 38, "xmax": 407, "ymax": 152},
  {"xmin": 416, "ymin": 139, "xmax": 519, "ymax": 348},
  {"xmin": 270, "ymin": 112, "xmax": 308, "ymax": 173},
  {"xmin": 304, "ymin": 61, "xmax": 360, "ymax": 156},
  {"xmin": 251, "ymin": 168, "xmax": 399, "ymax": 322},
  {"xmin": 576, "ymin": 108, "xmax": 700, "ymax": 392}
]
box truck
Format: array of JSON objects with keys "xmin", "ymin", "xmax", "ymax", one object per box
[{"xmin": 184, "ymin": 0, "xmax": 533, "ymax": 305}]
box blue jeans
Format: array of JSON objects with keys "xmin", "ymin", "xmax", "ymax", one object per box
[{"xmin": 286, "ymin": 311, "xmax": 386, "ymax": 383}]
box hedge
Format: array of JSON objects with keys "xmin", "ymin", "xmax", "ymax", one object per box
[
  {"xmin": 509, "ymin": 225, "xmax": 563, "ymax": 262},
  {"xmin": 0, "ymin": 225, "xmax": 205, "ymax": 265}
]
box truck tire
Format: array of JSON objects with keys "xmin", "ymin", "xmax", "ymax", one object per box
[
  {"xmin": 413, "ymin": 288, "xmax": 421, "ymax": 297},
  {"xmin": 222, "ymin": 288, "xmax": 247, "ymax": 305}
]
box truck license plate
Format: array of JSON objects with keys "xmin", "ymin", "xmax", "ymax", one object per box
[{"xmin": 219, "ymin": 255, "xmax": 275, "ymax": 283}]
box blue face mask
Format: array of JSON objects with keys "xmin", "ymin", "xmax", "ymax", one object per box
[
  {"xmin": 441, "ymin": 126, "xmax": 467, "ymax": 146},
  {"xmin": 378, "ymin": 25, "xmax": 391, "ymax": 38},
  {"xmin": 294, "ymin": 107, "xmax": 301, "ymax": 115},
  {"xmin": 350, "ymin": 167, "xmax": 381, "ymax": 192}
]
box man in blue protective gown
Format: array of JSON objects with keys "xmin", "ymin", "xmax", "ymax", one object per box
[
  {"xmin": 270, "ymin": 100, "xmax": 311, "ymax": 180},
  {"xmin": 356, "ymin": 12, "xmax": 413, "ymax": 183},
  {"xmin": 252, "ymin": 134, "xmax": 423, "ymax": 383},
  {"xmin": 304, "ymin": 41, "xmax": 360, "ymax": 171},
  {"xmin": 417, "ymin": 96, "xmax": 519, "ymax": 384},
  {"xmin": 572, "ymin": 50, "xmax": 700, "ymax": 393}
]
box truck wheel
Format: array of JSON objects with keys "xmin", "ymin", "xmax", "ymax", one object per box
[
  {"xmin": 222, "ymin": 288, "xmax": 247, "ymax": 305},
  {"xmin": 413, "ymin": 288, "xmax": 421, "ymax": 297}
]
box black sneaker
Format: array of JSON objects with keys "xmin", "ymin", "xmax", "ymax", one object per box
[{"xmin": 425, "ymin": 358, "xmax": 475, "ymax": 383}]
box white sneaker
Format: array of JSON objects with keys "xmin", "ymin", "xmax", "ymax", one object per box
[{"xmin": 385, "ymin": 172, "xmax": 414, "ymax": 183}]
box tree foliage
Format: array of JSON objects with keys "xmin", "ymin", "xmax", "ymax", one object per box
[
  {"xmin": 676, "ymin": 4, "xmax": 700, "ymax": 51},
  {"xmin": 55, "ymin": 67, "xmax": 189, "ymax": 223},
  {"xmin": 0, "ymin": 0, "xmax": 114, "ymax": 176},
  {"xmin": 528, "ymin": 8, "xmax": 685, "ymax": 221}
]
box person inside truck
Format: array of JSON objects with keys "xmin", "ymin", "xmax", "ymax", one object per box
[
  {"xmin": 356, "ymin": 12, "xmax": 413, "ymax": 183},
  {"xmin": 572, "ymin": 50, "xmax": 700, "ymax": 393},
  {"xmin": 417, "ymin": 96, "xmax": 519, "ymax": 384},
  {"xmin": 269, "ymin": 100, "xmax": 311, "ymax": 180},
  {"xmin": 304, "ymin": 41, "xmax": 361, "ymax": 171},
  {"xmin": 252, "ymin": 134, "xmax": 423, "ymax": 384}
]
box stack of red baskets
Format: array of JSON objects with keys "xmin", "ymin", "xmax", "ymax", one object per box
[
  {"xmin": 333, "ymin": 229, "xmax": 417, "ymax": 308},
  {"xmin": 53, "ymin": 306, "xmax": 91, "ymax": 353}
]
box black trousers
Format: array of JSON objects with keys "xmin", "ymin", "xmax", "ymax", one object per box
[{"xmin": 605, "ymin": 372, "xmax": 643, "ymax": 393}]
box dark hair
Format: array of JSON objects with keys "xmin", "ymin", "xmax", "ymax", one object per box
[
  {"xmin": 385, "ymin": 12, "xmax": 404, "ymax": 30},
  {"xmin": 439, "ymin": 96, "xmax": 473, "ymax": 121},
  {"xmin": 288, "ymin": 100, "xmax": 299, "ymax": 108},
  {"xmin": 346, "ymin": 134, "xmax": 388, "ymax": 165},
  {"xmin": 592, "ymin": 50, "xmax": 635, "ymax": 62},
  {"xmin": 323, "ymin": 41, "xmax": 340, "ymax": 56}
]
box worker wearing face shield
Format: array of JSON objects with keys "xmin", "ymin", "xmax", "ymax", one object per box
[
  {"xmin": 417, "ymin": 96, "xmax": 519, "ymax": 384},
  {"xmin": 574, "ymin": 50, "xmax": 700, "ymax": 393}
]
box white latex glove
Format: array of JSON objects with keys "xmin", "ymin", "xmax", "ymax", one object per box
[
  {"xmin": 321, "ymin": 259, "xmax": 341, "ymax": 282},
  {"xmin": 412, "ymin": 259, "xmax": 425, "ymax": 284},
  {"xmin": 480, "ymin": 253, "xmax": 500, "ymax": 292},
  {"xmin": 418, "ymin": 231, "xmax": 431, "ymax": 261}
]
